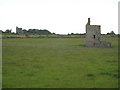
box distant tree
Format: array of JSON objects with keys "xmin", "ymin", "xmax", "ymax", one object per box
[
  {"xmin": 22, "ymin": 29, "xmax": 29, "ymax": 35},
  {"xmin": 101, "ymin": 34, "xmax": 106, "ymax": 35},
  {"xmin": 11, "ymin": 32, "xmax": 16, "ymax": 34},
  {"xmin": 110, "ymin": 31, "xmax": 115, "ymax": 35},
  {"xmin": 26, "ymin": 29, "xmax": 51, "ymax": 35},
  {"xmin": 22, "ymin": 29, "xmax": 27, "ymax": 34},
  {"xmin": 68, "ymin": 33, "xmax": 70, "ymax": 35},
  {"xmin": 107, "ymin": 31, "xmax": 115, "ymax": 35},
  {"xmin": 4, "ymin": 29, "xmax": 12, "ymax": 34},
  {"xmin": 52, "ymin": 32, "xmax": 56, "ymax": 35}
]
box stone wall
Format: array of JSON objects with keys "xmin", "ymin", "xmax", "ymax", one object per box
[{"xmin": 94, "ymin": 41, "xmax": 111, "ymax": 48}]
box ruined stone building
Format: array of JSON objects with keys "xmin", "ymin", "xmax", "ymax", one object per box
[
  {"xmin": 86, "ymin": 18, "xmax": 111, "ymax": 48},
  {"xmin": 16, "ymin": 26, "xmax": 23, "ymax": 34}
]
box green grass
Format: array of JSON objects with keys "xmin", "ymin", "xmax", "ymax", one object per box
[{"xmin": 2, "ymin": 37, "xmax": 118, "ymax": 88}]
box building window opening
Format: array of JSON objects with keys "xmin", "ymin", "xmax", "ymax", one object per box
[{"xmin": 93, "ymin": 35, "xmax": 95, "ymax": 39}]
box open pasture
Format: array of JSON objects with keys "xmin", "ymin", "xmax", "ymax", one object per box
[{"xmin": 2, "ymin": 37, "xmax": 118, "ymax": 88}]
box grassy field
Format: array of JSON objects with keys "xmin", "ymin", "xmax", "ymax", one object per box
[{"xmin": 2, "ymin": 37, "xmax": 118, "ymax": 88}]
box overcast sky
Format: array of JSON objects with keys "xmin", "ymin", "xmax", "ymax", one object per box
[{"xmin": 0, "ymin": 0, "xmax": 119, "ymax": 34}]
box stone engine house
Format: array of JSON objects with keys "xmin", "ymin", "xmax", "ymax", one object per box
[{"xmin": 86, "ymin": 18, "xmax": 111, "ymax": 48}]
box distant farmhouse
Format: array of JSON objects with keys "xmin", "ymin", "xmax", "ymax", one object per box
[{"xmin": 86, "ymin": 18, "xmax": 111, "ymax": 48}]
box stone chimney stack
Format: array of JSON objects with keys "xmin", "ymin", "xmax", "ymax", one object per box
[{"xmin": 88, "ymin": 18, "xmax": 90, "ymax": 25}]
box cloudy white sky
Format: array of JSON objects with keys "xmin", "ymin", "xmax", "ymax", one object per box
[{"xmin": 0, "ymin": 0, "xmax": 119, "ymax": 34}]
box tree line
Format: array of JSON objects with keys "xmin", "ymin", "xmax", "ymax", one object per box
[
  {"xmin": 0, "ymin": 29, "xmax": 117, "ymax": 35},
  {"xmin": 1, "ymin": 29, "xmax": 54, "ymax": 35},
  {"xmin": 21, "ymin": 29, "xmax": 52, "ymax": 35}
]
